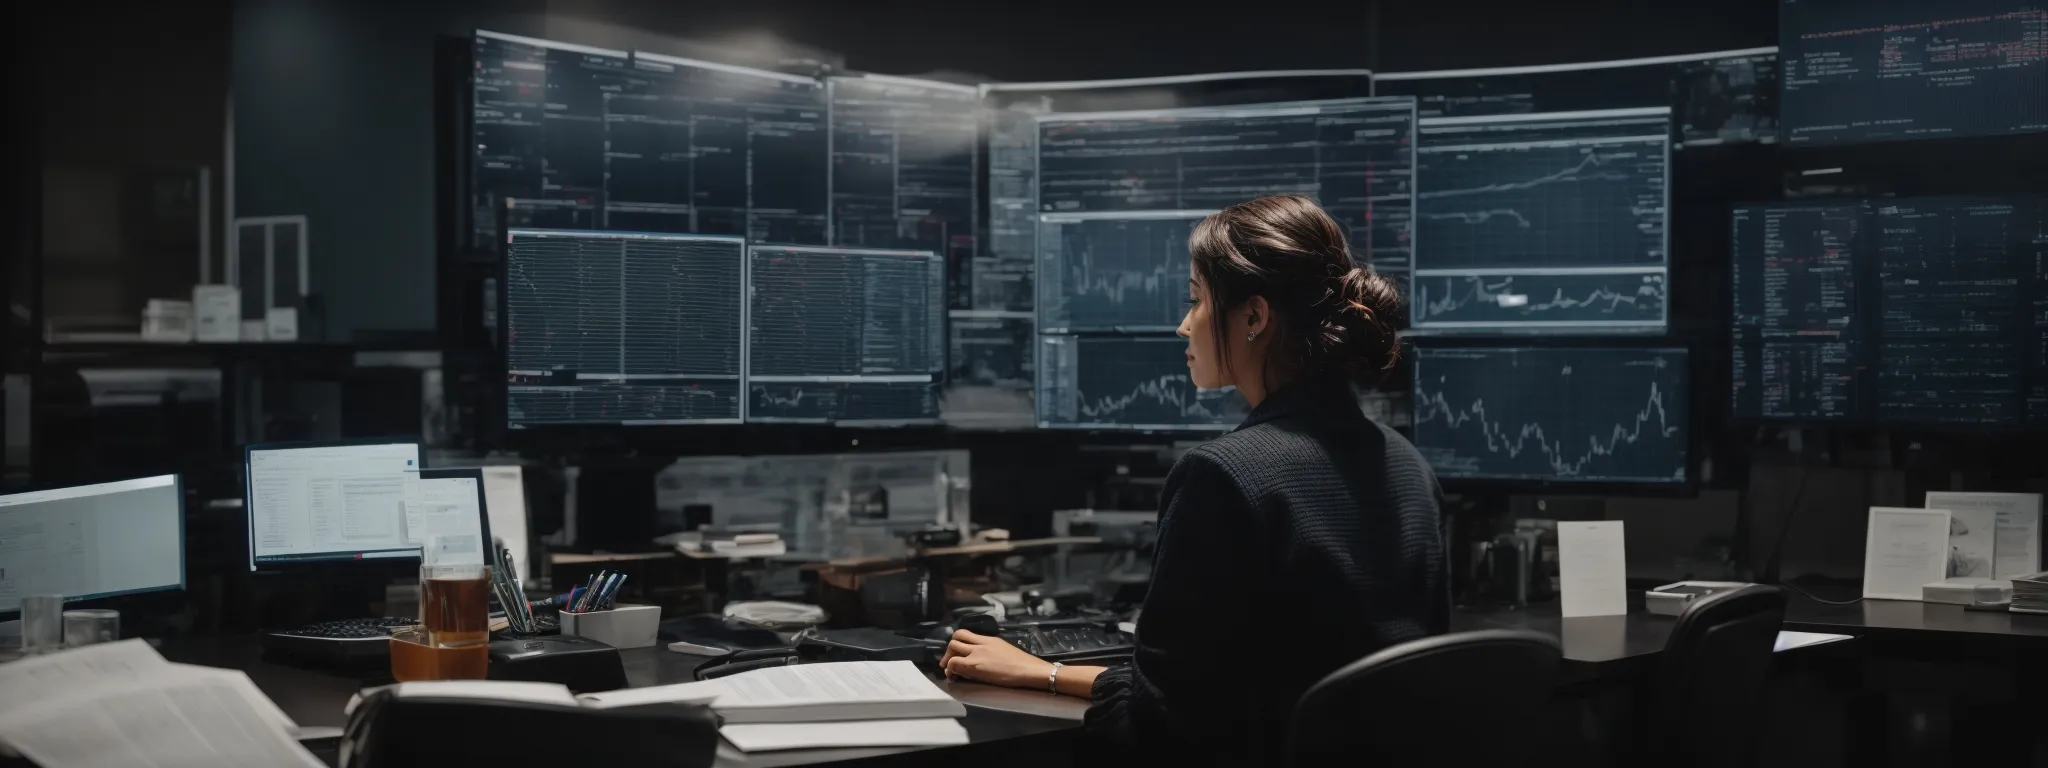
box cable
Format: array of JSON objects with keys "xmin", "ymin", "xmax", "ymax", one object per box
[
  {"xmin": 1774, "ymin": 579, "xmax": 1864, "ymax": 606},
  {"xmin": 1759, "ymin": 462, "xmax": 1815, "ymax": 585}
]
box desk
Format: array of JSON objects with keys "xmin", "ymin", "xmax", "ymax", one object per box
[
  {"xmin": 1449, "ymin": 603, "xmax": 1674, "ymax": 686},
  {"xmin": 158, "ymin": 636, "xmax": 1088, "ymax": 767},
  {"xmin": 1784, "ymin": 593, "xmax": 2048, "ymax": 640}
]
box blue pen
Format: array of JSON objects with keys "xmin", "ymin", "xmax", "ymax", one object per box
[
  {"xmin": 567, "ymin": 586, "xmax": 582, "ymax": 613},
  {"xmin": 600, "ymin": 573, "xmax": 626, "ymax": 609}
]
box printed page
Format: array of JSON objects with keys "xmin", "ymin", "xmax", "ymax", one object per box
[
  {"xmin": 403, "ymin": 477, "xmax": 486, "ymax": 563},
  {"xmin": 0, "ymin": 665, "xmax": 319, "ymax": 768},
  {"xmin": 346, "ymin": 680, "xmax": 577, "ymax": 716},
  {"xmin": 1558, "ymin": 521, "xmax": 1627, "ymax": 617},
  {"xmin": 0, "ymin": 639, "xmax": 169, "ymax": 718},
  {"xmin": 575, "ymin": 679, "xmax": 727, "ymax": 711},
  {"xmin": 720, "ymin": 718, "xmax": 969, "ymax": 752},
  {"xmin": 718, "ymin": 661, "xmax": 951, "ymax": 707},
  {"xmin": 1863, "ymin": 507, "xmax": 1951, "ymax": 600},
  {"xmin": 1925, "ymin": 492, "xmax": 2043, "ymax": 579}
]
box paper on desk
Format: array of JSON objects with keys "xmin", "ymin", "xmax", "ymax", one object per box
[
  {"xmin": 720, "ymin": 718, "xmax": 969, "ymax": 752},
  {"xmin": 581, "ymin": 661, "xmax": 964, "ymax": 722},
  {"xmin": 1773, "ymin": 631, "xmax": 1853, "ymax": 653},
  {"xmin": 1863, "ymin": 507, "xmax": 1952, "ymax": 601},
  {"xmin": 0, "ymin": 639, "xmax": 168, "ymax": 718},
  {"xmin": 1558, "ymin": 521, "xmax": 1627, "ymax": 618},
  {"xmin": 345, "ymin": 680, "xmax": 578, "ymax": 716},
  {"xmin": 1925, "ymin": 491, "xmax": 2042, "ymax": 579},
  {"xmin": 0, "ymin": 665, "xmax": 321, "ymax": 768},
  {"xmin": 0, "ymin": 640, "xmax": 296, "ymax": 733},
  {"xmin": 575, "ymin": 680, "xmax": 727, "ymax": 710}
]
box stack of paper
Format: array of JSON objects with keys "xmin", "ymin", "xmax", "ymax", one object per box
[
  {"xmin": 0, "ymin": 640, "xmax": 321, "ymax": 768},
  {"xmin": 2011, "ymin": 572, "xmax": 2048, "ymax": 614},
  {"xmin": 579, "ymin": 660, "xmax": 969, "ymax": 752}
]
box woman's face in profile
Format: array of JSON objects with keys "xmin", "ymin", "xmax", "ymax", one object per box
[{"xmin": 1178, "ymin": 272, "xmax": 1227, "ymax": 389}]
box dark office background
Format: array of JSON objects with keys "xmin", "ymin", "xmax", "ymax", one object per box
[{"xmin": 10, "ymin": 0, "xmax": 2045, "ymax": 596}]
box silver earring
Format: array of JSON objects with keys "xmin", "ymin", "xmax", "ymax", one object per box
[{"xmin": 1246, "ymin": 331, "xmax": 1257, "ymax": 342}]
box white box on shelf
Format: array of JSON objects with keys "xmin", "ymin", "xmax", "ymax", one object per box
[
  {"xmin": 141, "ymin": 300, "xmax": 194, "ymax": 343},
  {"xmin": 265, "ymin": 307, "xmax": 299, "ymax": 342},
  {"xmin": 192, "ymin": 285, "xmax": 240, "ymax": 342}
]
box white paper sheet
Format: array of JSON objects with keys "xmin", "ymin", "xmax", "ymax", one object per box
[
  {"xmin": 0, "ymin": 664, "xmax": 320, "ymax": 768},
  {"xmin": 404, "ymin": 477, "xmax": 485, "ymax": 564},
  {"xmin": 0, "ymin": 639, "xmax": 169, "ymax": 717},
  {"xmin": 345, "ymin": 680, "xmax": 578, "ymax": 716},
  {"xmin": 1773, "ymin": 631, "xmax": 1853, "ymax": 653},
  {"xmin": 581, "ymin": 661, "xmax": 964, "ymax": 722},
  {"xmin": 720, "ymin": 718, "xmax": 969, "ymax": 752},
  {"xmin": 480, "ymin": 466, "xmax": 532, "ymax": 581},
  {"xmin": 1924, "ymin": 491, "xmax": 2043, "ymax": 580},
  {"xmin": 1558, "ymin": 521, "xmax": 1628, "ymax": 617},
  {"xmin": 574, "ymin": 680, "xmax": 727, "ymax": 710},
  {"xmin": 1863, "ymin": 507, "xmax": 1951, "ymax": 600}
]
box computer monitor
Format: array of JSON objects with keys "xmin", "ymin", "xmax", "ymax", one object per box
[
  {"xmin": 1780, "ymin": 0, "xmax": 2048, "ymax": 145},
  {"xmin": 244, "ymin": 440, "xmax": 426, "ymax": 569},
  {"xmin": 0, "ymin": 474, "xmax": 185, "ymax": 618},
  {"xmin": 747, "ymin": 245, "xmax": 947, "ymax": 425},
  {"xmin": 501, "ymin": 228, "xmax": 748, "ymax": 429},
  {"xmin": 1730, "ymin": 197, "xmax": 2048, "ymax": 426},
  {"xmin": 1410, "ymin": 108, "xmax": 1671, "ymax": 333},
  {"xmin": 1411, "ymin": 345, "xmax": 1691, "ymax": 486}
]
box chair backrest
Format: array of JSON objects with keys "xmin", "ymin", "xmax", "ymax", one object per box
[
  {"xmin": 1288, "ymin": 629, "xmax": 1562, "ymax": 767},
  {"xmin": 1644, "ymin": 584, "xmax": 1788, "ymax": 767}
]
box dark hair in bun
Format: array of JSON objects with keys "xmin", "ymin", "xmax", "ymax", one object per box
[{"xmin": 1187, "ymin": 194, "xmax": 1403, "ymax": 389}]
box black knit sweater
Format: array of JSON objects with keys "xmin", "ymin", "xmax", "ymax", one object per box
[{"xmin": 1083, "ymin": 376, "xmax": 1447, "ymax": 766}]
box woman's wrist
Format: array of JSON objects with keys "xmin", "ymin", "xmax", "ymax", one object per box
[{"xmin": 1052, "ymin": 664, "xmax": 1104, "ymax": 698}]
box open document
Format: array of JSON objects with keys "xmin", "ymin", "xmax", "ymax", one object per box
[
  {"xmin": 720, "ymin": 719, "xmax": 970, "ymax": 752},
  {"xmin": 578, "ymin": 660, "xmax": 965, "ymax": 723},
  {"xmin": 0, "ymin": 642, "xmax": 319, "ymax": 768}
]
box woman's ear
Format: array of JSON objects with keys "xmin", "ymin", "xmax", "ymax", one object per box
[{"xmin": 1243, "ymin": 296, "xmax": 1271, "ymax": 336}]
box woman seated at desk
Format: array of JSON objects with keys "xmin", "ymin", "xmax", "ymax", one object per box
[{"xmin": 941, "ymin": 195, "xmax": 1449, "ymax": 764}]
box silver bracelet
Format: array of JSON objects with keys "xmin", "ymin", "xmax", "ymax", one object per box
[{"xmin": 1048, "ymin": 662, "xmax": 1064, "ymax": 694}]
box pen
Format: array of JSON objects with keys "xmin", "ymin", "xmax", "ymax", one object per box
[
  {"xmin": 578, "ymin": 572, "xmax": 605, "ymax": 612},
  {"xmin": 600, "ymin": 573, "xmax": 626, "ymax": 610},
  {"xmin": 583, "ymin": 572, "xmax": 605, "ymax": 612}
]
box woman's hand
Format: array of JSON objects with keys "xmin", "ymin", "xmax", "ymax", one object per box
[{"xmin": 939, "ymin": 630, "xmax": 1054, "ymax": 690}]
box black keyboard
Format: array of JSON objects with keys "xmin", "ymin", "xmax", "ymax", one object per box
[
  {"xmin": 997, "ymin": 622, "xmax": 1133, "ymax": 661},
  {"xmin": 912, "ymin": 616, "xmax": 1134, "ymax": 664},
  {"xmin": 261, "ymin": 617, "xmax": 419, "ymax": 668}
]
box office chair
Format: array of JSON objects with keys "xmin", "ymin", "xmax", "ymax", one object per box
[
  {"xmin": 1287, "ymin": 629, "xmax": 1562, "ymax": 766},
  {"xmin": 1642, "ymin": 584, "xmax": 1788, "ymax": 767}
]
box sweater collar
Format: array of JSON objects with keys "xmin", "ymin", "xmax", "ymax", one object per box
[{"xmin": 1234, "ymin": 375, "xmax": 1368, "ymax": 432}]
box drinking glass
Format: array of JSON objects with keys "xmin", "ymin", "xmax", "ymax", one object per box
[
  {"xmin": 21, "ymin": 595, "xmax": 64, "ymax": 655},
  {"xmin": 419, "ymin": 536, "xmax": 490, "ymax": 650},
  {"xmin": 62, "ymin": 609, "xmax": 120, "ymax": 647}
]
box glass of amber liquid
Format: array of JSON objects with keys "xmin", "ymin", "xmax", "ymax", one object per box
[{"xmin": 393, "ymin": 537, "xmax": 491, "ymax": 680}]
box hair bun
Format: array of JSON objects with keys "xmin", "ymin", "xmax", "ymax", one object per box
[{"xmin": 1320, "ymin": 266, "xmax": 1403, "ymax": 385}]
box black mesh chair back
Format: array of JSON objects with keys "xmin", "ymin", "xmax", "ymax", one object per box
[
  {"xmin": 1287, "ymin": 629, "xmax": 1562, "ymax": 766},
  {"xmin": 1644, "ymin": 584, "xmax": 1788, "ymax": 767}
]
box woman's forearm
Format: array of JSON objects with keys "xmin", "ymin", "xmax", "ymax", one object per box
[{"xmin": 1055, "ymin": 664, "xmax": 1105, "ymax": 698}]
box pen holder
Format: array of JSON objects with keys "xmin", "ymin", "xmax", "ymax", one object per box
[{"xmin": 560, "ymin": 604, "xmax": 661, "ymax": 649}]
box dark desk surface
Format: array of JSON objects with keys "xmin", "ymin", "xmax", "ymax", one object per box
[
  {"xmin": 159, "ymin": 636, "xmax": 1088, "ymax": 767},
  {"xmin": 1784, "ymin": 595, "xmax": 2048, "ymax": 639},
  {"xmin": 1449, "ymin": 592, "xmax": 2048, "ymax": 685},
  {"xmin": 1449, "ymin": 603, "xmax": 1674, "ymax": 685}
]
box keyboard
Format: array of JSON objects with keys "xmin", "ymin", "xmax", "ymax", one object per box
[
  {"xmin": 996, "ymin": 622, "xmax": 1133, "ymax": 661},
  {"xmin": 261, "ymin": 617, "xmax": 419, "ymax": 668},
  {"xmin": 910, "ymin": 616, "xmax": 1134, "ymax": 664}
]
